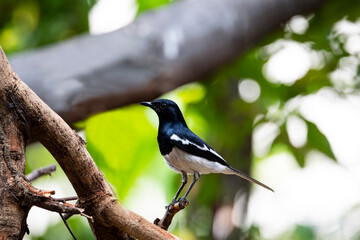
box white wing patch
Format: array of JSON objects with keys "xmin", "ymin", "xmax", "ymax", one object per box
[
  {"xmin": 209, "ymin": 148, "xmax": 224, "ymax": 160},
  {"xmin": 170, "ymin": 134, "xmax": 224, "ymax": 160}
]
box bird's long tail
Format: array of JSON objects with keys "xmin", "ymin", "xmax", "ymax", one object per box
[{"xmin": 227, "ymin": 166, "xmax": 274, "ymax": 192}]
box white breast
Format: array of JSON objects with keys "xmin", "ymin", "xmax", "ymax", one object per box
[{"xmin": 163, "ymin": 147, "xmax": 230, "ymax": 175}]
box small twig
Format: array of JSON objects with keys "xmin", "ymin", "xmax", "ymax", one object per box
[
  {"xmin": 63, "ymin": 211, "xmax": 93, "ymax": 222},
  {"xmin": 59, "ymin": 213, "xmax": 78, "ymax": 240},
  {"xmin": 19, "ymin": 177, "xmax": 56, "ymax": 198},
  {"xmin": 26, "ymin": 164, "xmax": 57, "ymax": 182},
  {"xmin": 154, "ymin": 200, "xmax": 189, "ymax": 230},
  {"xmin": 80, "ymin": 212, "xmax": 93, "ymax": 221},
  {"xmin": 53, "ymin": 196, "xmax": 78, "ymax": 203},
  {"xmin": 33, "ymin": 198, "xmax": 84, "ymax": 216}
]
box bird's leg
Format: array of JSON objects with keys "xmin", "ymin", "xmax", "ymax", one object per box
[
  {"xmin": 179, "ymin": 171, "xmax": 200, "ymax": 205},
  {"xmin": 166, "ymin": 171, "xmax": 187, "ymax": 211},
  {"xmin": 173, "ymin": 171, "xmax": 188, "ymax": 203}
]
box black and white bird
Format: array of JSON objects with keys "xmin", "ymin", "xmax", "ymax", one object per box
[{"xmin": 140, "ymin": 99, "xmax": 273, "ymax": 207}]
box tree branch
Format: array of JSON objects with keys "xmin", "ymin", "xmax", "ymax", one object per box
[
  {"xmin": 154, "ymin": 201, "xmax": 189, "ymax": 231},
  {"xmin": 33, "ymin": 197, "xmax": 86, "ymax": 217},
  {"xmin": 0, "ymin": 46, "xmax": 178, "ymax": 240},
  {"xmin": 0, "ymin": 93, "xmax": 29, "ymax": 238},
  {"xmin": 24, "ymin": 164, "xmax": 87, "ymax": 223},
  {"xmin": 53, "ymin": 196, "xmax": 78, "ymax": 203},
  {"xmin": 26, "ymin": 163, "xmax": 57, "ymax": 182},
  {"xmin": 9, "ymin": 0, "xmax": 325, "ymax": 125}
]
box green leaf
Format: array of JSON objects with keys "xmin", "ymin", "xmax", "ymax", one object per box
[
  {"xmin": 25, "ymin": 143, "xmax": 56, "ymax": 174},
  {"xmin": 291, "ymin": 148, "xmax": 307, "ymax": 168},
  {"xmin": 272, "ymin": 116, "xmax": 335, "ymax": 167},
  {"xmin": 306, "ymin": 120, "xmax": 336, "ymax": 161},
  {"xmin": 85, "ymin": 104, "xmax": 158, "ymax": 199}
]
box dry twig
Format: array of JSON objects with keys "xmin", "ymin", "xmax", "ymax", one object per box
[
  {"xmin": 154, "ymin": 200, "xmax": 189, "ymax": 231},
  {"xmin": 53, "ymin": 196, "xmax": 78, "ymax": 203},
  {"xmin": 26, "ymin": 164, "xmax": 57, "ymax": 182}
]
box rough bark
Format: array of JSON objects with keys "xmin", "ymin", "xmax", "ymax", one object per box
[
  {"xmin": 0, "ymin": 47, "xmax": 179, "ymax": 239},
  {"xmin": 0, "ymin": 48, "xmax": 29, "ymax": 238},
  {"xmin": 9, "ymin": 0, "xmax": 324, "ymax": 125}
]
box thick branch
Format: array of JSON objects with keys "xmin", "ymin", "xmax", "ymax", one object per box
[
  {"xmin": 0, "ymin": 56, "xmax": 29, "ymax": 238},
  {"xmin": 9, "ymin": 0, "xmax": 324, "ymax": 124},
  {"xmin": 0, "ymin": 46, "xmax": 178, "ymax": 240}
]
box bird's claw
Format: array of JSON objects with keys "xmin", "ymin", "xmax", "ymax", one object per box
[
  {"xmin": 178, "ymin": 197, "xmax": 189, "ymax": 209},
  {"xmin": 165, "ymin": 199, "xmax": 177, "ymax": 214},
  {"xmin": 165, "ymin": 197, "xmax": 189, "ymax": 214}
]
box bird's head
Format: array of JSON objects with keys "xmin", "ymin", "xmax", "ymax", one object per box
[{"xmin": 140, "ymin": 99, "xmax": 186, "ymax": 125}]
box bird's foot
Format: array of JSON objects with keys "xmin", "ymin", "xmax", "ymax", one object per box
[
  {"xmin": 178, "ymin": 197, "xmax": 189, "ymax": 209},
  {"xmin": 165, "ymin": 198, "xmax": 189, "ymax": 214},
  {"xmin": 165, "ymin": 199, "xmax": 178, "ymax": 214}
]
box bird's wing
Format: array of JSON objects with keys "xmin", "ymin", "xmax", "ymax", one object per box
[
  {"xmin": 170, "ymin": 129, "xmax": 275, "ymax": 192},
  {"xmin": 169, "ymin": 130, "xmax": 229, "ymax": 167}
]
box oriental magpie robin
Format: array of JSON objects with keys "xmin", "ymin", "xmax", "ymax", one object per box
[{"xmin": 140, "ymin": 99, "xmax": 273, "ymax": 207}]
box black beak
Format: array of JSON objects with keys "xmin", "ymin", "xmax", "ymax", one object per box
[{"xmin": 139, "ymin": 101, "xmax": 152, "ymax": 107}]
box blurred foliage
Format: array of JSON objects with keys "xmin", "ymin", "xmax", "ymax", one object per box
[
  {"xmin": 30, "ymin": 217, "xmax": 94, "ymax": 240},
  {"xmin": 227, "ymin": 0, "xmax": 360, "ymax": 168},
  {"xmin": 276, "ymin": 225, "xmax": 316, "ymax": 240},
  {"xmin": 290, "ymin": 225, "xmax": 316, "ymax": 240},
  {"xmin": 136, "ymin": 0, "xmax": 174, "ymax": 14},
  {"xmin": 0, "ymin": 0, "xmax": 94, "ymax": 53},
  {"xmin": 3, "ymin": 0, "xmax": 360, "ymax": 239},
  {"xmin": 84, "ymin": 104, "xmax": 158, "ymax": 199}
]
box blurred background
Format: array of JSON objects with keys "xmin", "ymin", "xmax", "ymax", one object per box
[{"xmin": 1, "ymin": 0, "xmax": 360, "ymax": 239}]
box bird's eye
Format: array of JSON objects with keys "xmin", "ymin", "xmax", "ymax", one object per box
[{"xmin": 160, "ymin": 103, "xmax": 166, "ymax": 109}]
